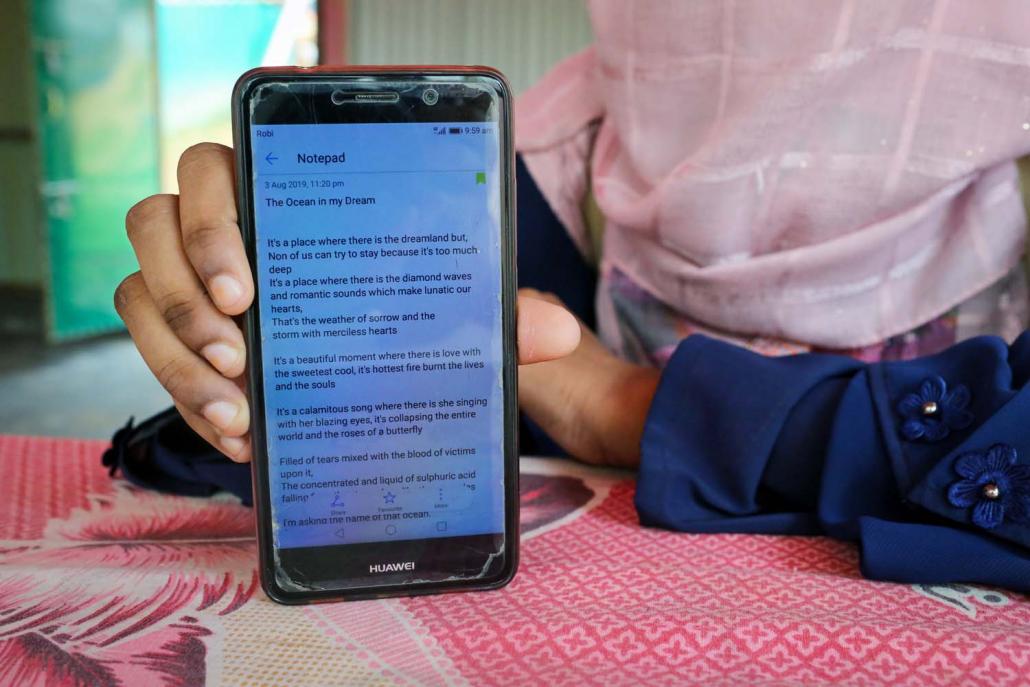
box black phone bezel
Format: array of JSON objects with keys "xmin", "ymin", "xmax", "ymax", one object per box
[{"xmin": 231, "ymin": 66, "xmax": 519, "ymax": 604}]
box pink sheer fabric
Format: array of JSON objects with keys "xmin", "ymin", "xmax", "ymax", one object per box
[{"xmin": 516, "ymin": 0, "xmax": 1030, "ymax": 349}]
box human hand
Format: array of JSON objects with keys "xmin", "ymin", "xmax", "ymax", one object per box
[
  {"xmin": 517, "ymin": 290, "xmax": 660, "ymax": 468},
  {"xmin": 115, "ymin": 143, "xmax": 581, "ymax": 463}
]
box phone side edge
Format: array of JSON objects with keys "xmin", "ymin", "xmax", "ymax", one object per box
[{"xmin": 231, "ymin": 70, "xmax": 288, "ymax": 603}]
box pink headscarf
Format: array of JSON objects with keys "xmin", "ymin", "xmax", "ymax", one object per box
[{"xmin": 516, "ymin": 0, "xmax": 1030, "ymax": 348}]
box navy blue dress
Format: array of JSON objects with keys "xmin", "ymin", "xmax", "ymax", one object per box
[{"xmin": 637, "ymin": 333, "xmax": 1030, "ymax": 593}]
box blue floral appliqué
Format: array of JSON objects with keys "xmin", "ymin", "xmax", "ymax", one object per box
[
  {"xmin": 897, "ymin": 376, "xmax": 973, "ymax": 442},
  {"xmin": 947, "ymin": 444, "xmax": 1030, "ymax": 530}
]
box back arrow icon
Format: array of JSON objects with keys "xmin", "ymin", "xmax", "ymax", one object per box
[{"xmin": 265, "ymin": 153, "xmax": 279, "ymax": 164}]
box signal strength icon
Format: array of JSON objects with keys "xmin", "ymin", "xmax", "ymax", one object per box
[{"xmin": 433, "ymin": 126, "xmax": 446, "ymax": 135}]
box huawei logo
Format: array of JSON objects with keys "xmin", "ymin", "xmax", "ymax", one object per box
[{"xmin": 369, "ymin": 561, "xmax": 416, "ymax": 574}]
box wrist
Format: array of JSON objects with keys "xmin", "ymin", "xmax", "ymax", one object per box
[{"xmin": 595, "ymin": 363, "xmax": 661, "ymax": 467}]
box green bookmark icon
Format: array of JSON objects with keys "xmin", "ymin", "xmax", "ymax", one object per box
[{"xmin": 475, "ymin": 171, "xmax": 487, "ymax": 185}]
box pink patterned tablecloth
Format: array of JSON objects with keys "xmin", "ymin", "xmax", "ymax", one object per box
[{"xmin": 1, "ymin": 434, "xmax": 1028, "ymax": 686}]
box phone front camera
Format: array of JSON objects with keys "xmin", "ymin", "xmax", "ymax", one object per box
[
  {"xmin": 421, "ymin": 88, "xmax": 439, "ymax": 106},
  {"xmin": 330, "ymin": 90, "xmax": 346, "ymax": 106}
]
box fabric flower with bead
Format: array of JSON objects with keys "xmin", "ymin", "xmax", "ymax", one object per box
[
  {"xmin": 897, "ymin": 376, "xmax": 973, "ymax": 442},
  {"xmin": 947, "ymin": 444, "xmax": 1030, "ymax": 530}
]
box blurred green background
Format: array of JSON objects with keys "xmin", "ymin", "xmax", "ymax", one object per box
[
  {"xmin": 1, "ymin": 0, "xmax": 316, "ymax": 340},
  {"xmin": 0, "ymin": 0, "xmax": 592, "ymax": 342},
  {"xmin": 0, "ymin": 0, "xmax": 592, "ymax": 437}
]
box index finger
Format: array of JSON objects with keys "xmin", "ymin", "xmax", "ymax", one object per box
[{"xmin": 177, "ymin": 142, "xmax": 254, "ymax": 315}]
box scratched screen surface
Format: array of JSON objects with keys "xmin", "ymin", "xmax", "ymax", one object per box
[{"xmin": 250, "ymin": 122, "xmax": 505, "ymax": 549}]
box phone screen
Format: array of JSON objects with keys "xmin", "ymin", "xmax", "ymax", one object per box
[{"xmin": 240, "ymin": 76, "xmax": 515, "ymax": 596}]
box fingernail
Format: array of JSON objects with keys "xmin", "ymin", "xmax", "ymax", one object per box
[
  {"xmin": 203, "ymin": 400, "xmax": 241, "ymax": 431},
  {"xmin": 202, "ymin": 342, "xmax": 241, "ymax": 373},
  {"xmin": 220, "ymin": 435, "xmax": 245, "ymax": 456},
  {"xmin": 209, "ymin": 274, "xmax": 243, "ymax": 309}
]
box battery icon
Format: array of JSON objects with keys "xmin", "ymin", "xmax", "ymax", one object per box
[{"xmin": 448, "ymin": 127, "xmax": 462, "ymax": 134}]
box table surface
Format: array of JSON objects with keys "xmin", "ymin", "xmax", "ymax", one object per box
[{"xmin": 1, "ymin": 434, "xmax": 1028, "ymax": 686}]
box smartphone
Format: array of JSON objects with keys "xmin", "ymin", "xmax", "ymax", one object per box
[{"xmin": 232, "ymin": 67, "xmax": 518, "ymax": 603}]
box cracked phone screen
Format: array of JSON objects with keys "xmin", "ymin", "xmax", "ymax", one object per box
[{"xmin": 247, "ymin": 79, "xmax": 509, "ymax": 593}]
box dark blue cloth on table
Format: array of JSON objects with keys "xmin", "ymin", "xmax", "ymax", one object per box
[
  {"xmin": 637, "ymin": 332, "xmax": 1030, "ymax": 593},
  {"xmin": 103, "ymin": 407, "xmax": 253, "ymax": 506}
]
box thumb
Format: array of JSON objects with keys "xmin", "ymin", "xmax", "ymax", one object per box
[{"xmin": 517, "ymin": 292, "xmax": 581, "ymax": 364}]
